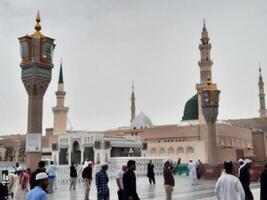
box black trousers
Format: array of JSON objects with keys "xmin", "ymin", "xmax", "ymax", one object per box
[
  {"xmin": 245, "ymin": 188, "xmax": 254, "ymax": 200},
  {"xmin": 117, "ymin": 189, "xmax": 123, "ymax": 200},
  {"xmin": 148, "ymin": 176, "xmax": 155, "ymax": 184}
]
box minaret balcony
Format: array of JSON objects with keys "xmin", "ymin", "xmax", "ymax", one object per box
[
  {"xmin": 56, "ymin": 91, "xmax": 66, "ymax": 96},
  {"xmin": 52, "ymin": 107, "xmax": 69, "ymax": 112},
  {"xmin": 198, "ymin": 60, "xmax": 213, "ymax": 67}
]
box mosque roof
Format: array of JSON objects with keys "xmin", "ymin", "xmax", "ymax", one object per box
[
  {"xmin": 182, "ymin": 94, "xmax": 199, "ymax": 121},
  {"xmin": 225, "ymin": 117, "xmax": 267, "ymax": 132},
  {"xmin": 131, "ymin": 111, "xmax": 153, "ymax": 129}
]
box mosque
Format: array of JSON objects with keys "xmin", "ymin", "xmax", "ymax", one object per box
[
  {"xmin": 103, "ymin": 22, "xmax": 267, "ymax": 164},
  {"xmin": 0, "ymin": 21, "xmax": 267, "ymax": 166}
]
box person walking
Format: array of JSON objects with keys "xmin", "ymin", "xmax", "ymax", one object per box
[
  {"xmin": 163, "ymin": 158, "xmax": 181, "ymax": 200},
  {"xmin": 239, "ymin": 159, "xmax": 254, "ymax": 200},
  {"xmin": 116, "ymin": 164, "xmax": 127, "ymax": 200},
  {"xmin": 13, "ymin": 167, "xmax": 30, "ymax": 200},
  {"xmin": 196, "ymin": 159, "xmax": 203, "ymax": 179},
  {"xmin": 123, "ymin": 160, "xmax": 140, "ymax": 200},
  {"xmin": 30, "ymin": 161, "xmax": 46, "ymax": 189},
  {"xmin": 82, "ymin": 161, "xmax": 93, "ymax": 200},
  {"xmin": 47, "ymin": 161, "xmax": 57, "ymax": 193},
  {"xmin": 188, "ymin": 160, "xmax": 198, "ymax": 191},
  {"xmin": 5, "ymin": 170, "xmax": 17, "ymax": 199},
  {"xmin": 69, "ymin": 162, "xmax": 78, "ymax": 190},
  {"xmin": 0, "ymin": 170, "xmax": 8, "ymax": 200},
  {"xmin": 215, "ymin": 160, "xmax": 245, "ymax": 200},
  {"xmin": 95, "ymin": 163, "xmax": 109, "ymax": 200},
  {"xmin": 237, "ymin": 158, "xmax": 244, "ymax": 178},
  {"xmin": 260, "ymin": 162, "xmax": 267, "ymax": 200},
  {"xmin": 147, "ymin": 160, "xmax": 155, "ymax": 184},
  {"xmin": 25, "ymin": 172, "xmax": 49, "ymax": 200}
]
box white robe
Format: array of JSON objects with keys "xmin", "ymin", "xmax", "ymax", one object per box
[
  {"xmin": 215, "ymin": 173, "xmax": 245, "ymax": 200},
  {"xmin": 188, "ymin": 162, "xmax": 197, "ymax": 190},
  {"xmin": 13, "ymin": 176, "xmax": 30, "ymax": 200}
]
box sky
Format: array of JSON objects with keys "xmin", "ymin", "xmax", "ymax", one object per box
[{"xmin": 0, "ymin": 0, "xmax": 267, "ymax": 134}]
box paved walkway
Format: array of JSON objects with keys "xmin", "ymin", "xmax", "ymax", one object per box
[{"xmin": 48, "ymin": 175, "xmax": 260, "ymax": 199}]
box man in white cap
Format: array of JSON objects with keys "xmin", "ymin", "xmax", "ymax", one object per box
[
  {"xmin": 82, "ymin": 161, "xmax": 93, "ymax": 200},
  {"xmin": 215, "ymin": 160, "xmax": 245, "ymax": 200},
  {"xmin": 25, "ymin": 172, "xmax": 48, "ymax": 200},
  {"xmin": 95, "ymin": 162, "xmax": 109, "ymax": 200},
  {"xmin": 239, "ymin": 159, "xmax": 253, "ymax": 200},
  {"xmin": 13, "ymin": 166, "xmax": 30, "ymax": 200}
]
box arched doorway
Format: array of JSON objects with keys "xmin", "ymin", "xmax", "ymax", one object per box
[
  {"xmin": 59, "ymin": 148, "xmax": 68, "ymax": 165},
  {"xmin": 150, "ymin": 148, "xmax": 157, "ymax": 156},
  {"xmin": 167, "ymin": 147, "xmax": 175, "ymax": 160},
  {"xmin": 159, "ymin": 148, "xmax": 166, "ymax": 157},
  {"xmin": 72, "ymin": 141, "xmax": 81, "ymax": 164},
  {"xmin": 186, "ymin": 146, "xmax": 196, "ymax": 162},
  {"xmin": 176, "ymin": 147, "xmax": 185, "ymax": 162}
]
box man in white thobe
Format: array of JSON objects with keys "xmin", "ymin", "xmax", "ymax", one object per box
[
  {"xmin": 188, "ymin": 160, "xmax": 197, "ymax": 191},
  {"xmin": 215, "ymin": 160, "xmax": 245, "ymax": 200}
]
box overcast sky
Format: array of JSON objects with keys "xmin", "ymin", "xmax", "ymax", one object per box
[{"xmin": 0, "ymin": 0, "xmax": 267, "ymax": 134}]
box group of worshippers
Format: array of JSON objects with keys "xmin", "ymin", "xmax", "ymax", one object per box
[
  {"xmin": 69, "ymin": 160, "xmax": 140, "ymax": 200},
  {"xmin": 215, "ymin": 158, "xmax": 267, "ymax": 200},
  {"xmin": 0, "ymin": 166, "xmax": 32, "ymax": 200},
  {"xmin": 0, "ymin": 160, "xmax": 51, "ymax": 200}
]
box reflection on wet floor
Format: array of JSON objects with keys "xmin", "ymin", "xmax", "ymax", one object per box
[{"xmin": 48, "ymin": 175, "xmax": 260, "ymax": 200}]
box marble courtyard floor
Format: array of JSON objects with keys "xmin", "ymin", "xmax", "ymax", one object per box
[{"xmin": 48, "ymin": 175, "xmax": 260, "ymax": 200}]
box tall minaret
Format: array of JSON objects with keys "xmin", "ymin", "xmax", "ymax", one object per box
[
  {"xmin": 196, "ymin": 21, "xmax": 216, "ymax": 124},
  {"xmin": 198, "ymin": 20, "xmax": 213, "ymax": 83},
  {"xmin": 131, "ymin": 83, "xmax": 136, "ymax": 122},
  {"xmin": 258, "ymin": 66, "xmax": 267, "ymax": 117},
  {"xmin": 52, "ymin": 61, "xmax": 69, "ymax": 135}
]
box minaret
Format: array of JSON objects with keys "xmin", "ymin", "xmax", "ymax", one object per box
[
  {"xmin": 198, "ymin": 20, "xmax": 213, "ymax": 83},
  {"xmin": 258, "ymin": 66, "xmax": 267, "ymax": 117},
  {"xmin": 196, "ymin": 21, "xmax": 216, "ymax": 124},
  {"xmin": 131, "ymin": 83, "xmax": 136, "ymax": 122},
  {"xmin": 52, "ymin": 61, "xmax": 69, "ymax": 135}
]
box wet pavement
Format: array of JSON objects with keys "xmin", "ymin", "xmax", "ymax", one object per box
[{"xmin": 48, "ymin": 175, "xmax": 260, "ymax": 200}]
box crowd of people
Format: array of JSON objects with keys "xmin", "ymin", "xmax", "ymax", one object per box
[
  {"xmin": 215, "ymin": 158, "xmax": 267, "ymax": 200},
  {"xmin": 0, "ymin": 158, "xmax": 267, "ymax": 200}
]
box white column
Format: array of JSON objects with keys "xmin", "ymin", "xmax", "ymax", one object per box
[
  {"xmin": 81, "ymin": 147, "xmax": 84, "ymax": 164},
  {"xmin": 68, "ymin": 148, "xmax": 71, "ymax": 165}
]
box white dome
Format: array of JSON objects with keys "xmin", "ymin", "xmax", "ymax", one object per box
[{"xmin": 131, "ymin": 111, "xmax": 153, "ymax": 129}]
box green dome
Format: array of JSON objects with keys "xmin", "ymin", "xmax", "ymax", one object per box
[{"xmin": 182, "ymin": 94, "xmax": 199, "ymax": 121}]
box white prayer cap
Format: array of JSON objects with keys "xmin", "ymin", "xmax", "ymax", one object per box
[
  {"xmin": 101, "ymin": 162, "xmax": 108, "ymax": 167},
  {"xmin": 87, "ymin": 161, "xmax": 92, "ymax": 165},
  {"xmin": 36, "ymin": 172, "xmax": 48, "ymax": 180},
  {"xmin": 16, "ymin": 166, "xmax": 24, "ymax": 171},
  {"xmin": 244, "ymin": 159, "xmax": 252, "ymax": 164},
  {"xmin": 238, "ymin": 158, "xmax": 244, "ymax": 163}
]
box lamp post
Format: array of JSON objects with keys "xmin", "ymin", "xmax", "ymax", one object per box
[
  {"xmin": 18, "ymin": 11, "xmax": 55, "ymax": 170},
  {"xmin": 199, "ymin": 78, "xmax": 220, "ymax": 165}
]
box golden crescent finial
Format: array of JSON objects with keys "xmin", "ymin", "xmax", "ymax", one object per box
[{"xmin": 35, "ymin": 10, "xmax": 41, "ymax": 32}]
